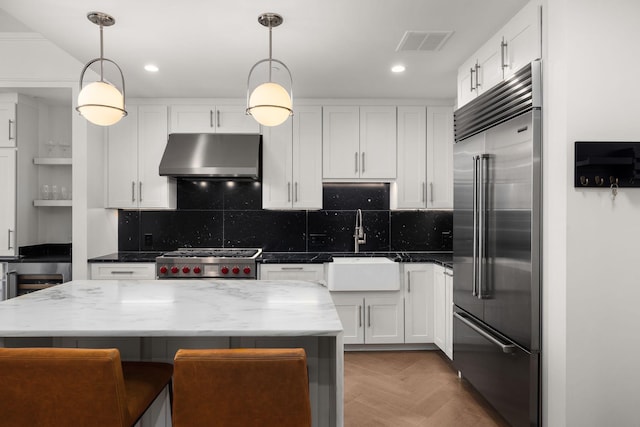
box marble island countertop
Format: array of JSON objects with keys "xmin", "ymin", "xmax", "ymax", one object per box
[{"xmin": 0, "ymin": 280, "xmax": 343, "ymax": 338}]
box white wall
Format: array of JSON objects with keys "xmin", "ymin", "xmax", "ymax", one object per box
[{"xmin": 543, "ymin": 1, "xmax": 640, "ymax": 426}]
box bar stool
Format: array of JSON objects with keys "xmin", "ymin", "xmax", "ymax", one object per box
[
  {"xmin": 173, "ymin": 348, "xmax": 312, "ymax": 427},
  {"xmin": 0, "ymin": 347, "xmax": 173, "ymax": 427}
]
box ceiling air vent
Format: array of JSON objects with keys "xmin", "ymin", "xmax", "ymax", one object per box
[{"xmin": 396, "ymin": 31, "xmax": 454, "ymax": 52}]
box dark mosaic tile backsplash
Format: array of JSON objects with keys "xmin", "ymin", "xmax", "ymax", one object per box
[{"xmin": 119, "ymin": 181, "xmax": 452, "ymax": 253}]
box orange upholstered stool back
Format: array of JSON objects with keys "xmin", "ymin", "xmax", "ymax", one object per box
[
  {"xmin": 0, "ymin": 347, "xmax": 173, "ymax": 427},
  {"xmin": 173, "ymin": 348, "xmax": 312, "ymax": 427}
]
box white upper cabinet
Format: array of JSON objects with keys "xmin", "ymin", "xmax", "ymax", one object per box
[
  {"xmin": 395, "ymin": 106, "xmax": 453, "ymax": 210},
  {"xmin": 262, "ymin": 117, "xmax": 293, "ymax": 209},
  {"xmin": 107, "ymin": 105, "xmax": 176, "ymax": 209},
  {"xmin": 106, "ymin": 106, "xmax": 138, "ymax": 208},
  {"xmin": 137, "ymin": 105, "xmax": 174, "ymax": 208},
  {"xmin": 262, "ymin": 106, "xmax": 322, "ymax": 210},
  {"xmin": 475, "ymin": 33, "xmax": 504, "ymax": 96},
  {"xmin": 292, "ymin": 106, "xmax": 323, "ymax": 209},
  {"xmin": 426, "ymin": 106, "xmax": 454, "ymax": 209},
  {"xmin": 457, "ymin": 0, "xmax": 541, "ymax": 108},
  {"xmin": 0, "ymin": 148, "xmax": 16, "ymax": 256},
  {"xmin": 395, "ymin": 106, "xmax": 427, "ymax": 208},
  {"xmin": 169, "ymin": 105, "xmax": 259, "ymax": 134},
  {"xmin": 502, "ymin": 0, "xmax": 542, "ymax": 80},
  {"xmin": 323, "ymin": 106, "xmax": 396, "ymax": 180},
  {"xmin": 322, "ymin": 106, "xmax": 359, "ymax": 179},
  {"xmin": 0, "ymin": 103, "xmax": 17, "ymax": 147},
  {"xmin": 360, "ymin": 106, "xmax": 397, "ymax": 179}
]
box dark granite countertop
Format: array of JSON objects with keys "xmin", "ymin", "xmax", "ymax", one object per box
[
  {"xmin": 0, "ymin": 243, "xmax": 72, "ymax": 263},
  {"xmin": 395, "ymin": 252, "xmax": 453, "ymax": 268},
  {"xmin": 88, "ymin": 252, "xmax": 163, "ymax": 263},
  {"xmin": 258, "ymin": 252, "xmax": 333, "ymax": 264},
  {"xmin": 88, "ymin": 251, "xmax": 453, "ymax": 267}
]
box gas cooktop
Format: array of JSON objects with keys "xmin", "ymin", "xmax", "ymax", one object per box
[{"xmin": 156, "ymin": 248, "xmax": 262, "ymax": 279}]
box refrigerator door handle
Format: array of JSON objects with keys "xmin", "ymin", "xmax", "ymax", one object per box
[
  {"xmin": 472, "ymin": 155, "xmax": 479, "ymax": 297},
  {"xmin": 477, "ymin": 154, "xmax": 488, "ymax": 299},
  {"xmin": 454, "ymin": 311, "xmax": 516, "ymax": 354}
]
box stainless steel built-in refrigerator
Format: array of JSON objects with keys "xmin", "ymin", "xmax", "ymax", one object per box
[{"xmin": 453, "ymin": 60, "xmax": 541, "ymax": 427}]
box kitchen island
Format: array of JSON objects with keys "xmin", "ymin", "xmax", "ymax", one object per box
[{"xmin": 0, "ymin": 279, "xmax": 344, "ymax": 427}]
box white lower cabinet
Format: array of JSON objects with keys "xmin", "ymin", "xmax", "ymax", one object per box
[
  {"xmin": 433, "ymin": 264, "xmax": 453, "ymax": 359},
  {"xmin": 403, "ymin": 263, "xmax": 435, "ymax": 344},
  {"xmin": 330, "ymin": 292, "xmax": 404, "ymax": 344},
  {"xmin": 0, "ymin": 148, "xmax": 16, "ymax": 256},
  {"xmin": 258, "ymin": 263, "xmax": 325, "ymax": 282},
  {"xmin": 90, "ymin": 263, "xmax": 157, "ymax": 280}
]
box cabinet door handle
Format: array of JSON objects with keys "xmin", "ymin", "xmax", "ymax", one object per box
[
  {"xmin": 470, "ymin": 67, "xmax": 475, "ymax": 92},
  {"xmin": 287, "ymin": 182, "xmax": 291, "ymax": 202},
  {"xmin": 474, "ymin": 63, "xmax": 481, "ymax": 89},
  {"xmin": 430, "ymin": 182, "xmax": 434, "ymax": 203},
  {"xmin": 210, "ymin": 110, "xmax": 214, "ymax": 128},
  {"xmin": 217, "ymin": 110, "xmax": 221, "ymax": 128},
  {"xmin": 407, "ymin": 273, "xmax": 411, "ymax": 293},
  {"xmin": 422, "ymin": 182, "xmax": 425, "ymax": 202},
  {"xmin": 139, "ymin": 182, "xmax": 143, "ymax": 202},
  {"xmin": 355, "ymin": 152, "xmax": 359, "ymax": 173},
  {"xmin": 361, "ymin": 152, "xmax": 366, "ymax": 173},
  {"xmin": 358, "ymin": 305, "xmax": 362, "ymax": 327},
  {"xmin": 7, "ymin": 229, "xmax": 13, "ymax": 250},
  {"xmin": 8, "ymin": 119, "xmax": 15, "ymax": 140},
  {"xmin": 294, "ymin": 182, "xmax": 298, "ymax": 202},
  {"xmin": 131, "ymin": 181, "xmax": 136, "ymax": 202},
  {"xmin": 500, "ymin": 39, "xmax": 508, "ymax": 70},
  {"xmin": 368, "ymin": 305, "xmax": 371, "ymax": 327}
]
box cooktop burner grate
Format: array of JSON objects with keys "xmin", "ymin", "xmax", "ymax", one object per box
[{"xmin": 161, "ymin": 248, "xmax": 260, "ymax": 258}]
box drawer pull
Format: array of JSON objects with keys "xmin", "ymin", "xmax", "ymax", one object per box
[{"xmin": 110, "ymin": 271, "xmax": 135, "ymax": 274}]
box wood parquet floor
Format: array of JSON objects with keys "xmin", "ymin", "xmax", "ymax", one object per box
[{"xmin": 344, "ymin": 350, "xmax": 511, "ymax": 427}]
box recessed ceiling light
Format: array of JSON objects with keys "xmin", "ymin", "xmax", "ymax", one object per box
[
  {"xmin": 144, "ymin": 64, "xmax": 159, "ymax": 72},
  {"xmin": 391, "ymin": 65, "xmax": 406, "ymax": 73}
]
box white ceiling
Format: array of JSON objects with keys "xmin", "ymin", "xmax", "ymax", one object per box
[{"xmin": 0, "ymin": 0, "xmax": 529, "ymax": 100}]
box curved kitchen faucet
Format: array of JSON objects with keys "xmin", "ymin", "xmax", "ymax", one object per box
[{"xmin": 354, "ymin": 209, "xmax": 366, "ymax": 253}]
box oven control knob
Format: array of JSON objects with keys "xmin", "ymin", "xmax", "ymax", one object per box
[
  {"xmin": 159, "ymin": 266, "xmax": 168, "ymax": 275},
  {"xmin": 221, "ymin": 266, "xmax": 229, "ymax": 275},
  {"xmin": 232, "ymin": 266, "xmax": 240, "ymax": 275},
  {"xmin": 182, "ymin": 266, "xmax": 190, "ymax": 274},
  {"xmin": 193, "ymin": 266, "xmax": 201, "ymax": 274},
  {"xmin": 243, "ymin": 267, "xmax": 251, "ymax": 275},
  {"xmin": 170, "ymin": 266, "xmax": 179, "ymax": 274}
]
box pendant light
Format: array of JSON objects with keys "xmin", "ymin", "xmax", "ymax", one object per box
[
  {"xmin": 76, "ymin": 12, "xmax": 127, "ymax": 126},
  {"xmin": 246, "ymin": 13, "xmax": 293, "ymax": 127}
]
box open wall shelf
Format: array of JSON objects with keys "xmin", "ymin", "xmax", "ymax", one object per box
[{"xmin": 575, "ymin": 141, "xmax": 640, "ymax": 188}]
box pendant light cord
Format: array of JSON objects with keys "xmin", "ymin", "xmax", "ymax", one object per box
[
  {"xmin": 268, "ymin": 22, "xmax": 273, "ymax": 82},
  {"xmin": 99, "ymin": 21, "xmax": 104, "ymax": 82}
]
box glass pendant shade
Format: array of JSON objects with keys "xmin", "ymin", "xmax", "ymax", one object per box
[
  {"xmin": 76, "ymin": 12, "xmax": 127, "ymax": 127},
  {"xmin": 246, "ymin": 13, "xmax": 293, "ymax": 127},
  {"xmin": 248, "ymin": 82, "xmax": 292, "ymax": 126},
  {"xmin": 77, "ymin": 81, "xmax": 125, "ymax": 126}
]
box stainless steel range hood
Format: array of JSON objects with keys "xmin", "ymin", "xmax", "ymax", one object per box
[{"xmin": 159, "ymin": 133, "xmax": 261, "ymax": 179}]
